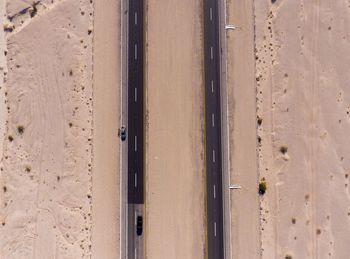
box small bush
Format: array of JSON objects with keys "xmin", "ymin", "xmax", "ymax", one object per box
[
  {"xmin": 29, "ymin": 3, "xmax": 38, "ymax": 18},
  {"xmin": 17, "ymin": 125, "xmax": 24, "ymax": 134},
  {"xmin": 279, "ymin": 146, "xmax": 288, "ymax": 155},
  {"xmin": 259, "ymin": 181, "xmax": 267, "ymax": 195}
]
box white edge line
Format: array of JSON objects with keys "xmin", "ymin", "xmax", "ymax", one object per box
[{"xmin": 214, "ymin": 222, "xmax": 217, "ymax": 237}]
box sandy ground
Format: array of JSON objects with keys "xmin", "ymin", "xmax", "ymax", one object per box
[
  {"xmin": 2, "ymin": 0, "xmax": 350, "ymax": 258},
  {"xmin": 0, "ymin": 0, "xmax": 6, "ymax": 165},
  {"xmin": 0, "ymin": 0, "xmax": 94, "ymax": 258},
  {"xmin": 256, "ymin": 0, "xmax": 350, "ymax": 258},
  {"xmin": 225, "ymin": 0, "xmax": 261, "ymax": 258},
  {"xmin": 144, "ymin": 0, "xmax": 206, "ymax": 258},
  {"xmin": 91, "ymin": 0, "xmax": 120, "ymax": 258}
]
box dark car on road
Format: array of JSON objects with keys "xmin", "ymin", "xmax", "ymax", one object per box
[
  {"xmin": 136, "ymin": 216, "xmax": 143, "ymax": 236},
  {"xmin": 118, "ymin": 126, "xmax": 126, "ymax": 141}
]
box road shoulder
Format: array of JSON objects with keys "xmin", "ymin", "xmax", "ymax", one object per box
[{"xmin": 226, "ymin": 0, "xmax": 261, "ymax": 258}]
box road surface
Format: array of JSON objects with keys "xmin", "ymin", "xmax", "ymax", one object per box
[
  {"xmin": 126, "ymin": 0, "xmax": 145, "ymax": 259},
  {"xmin": 128, "ymin": 0, "xmax": 144, "ymax": 205},
  {"xmin": 203, "ymin": 0, "xmax": 225, "ymax": 258}
]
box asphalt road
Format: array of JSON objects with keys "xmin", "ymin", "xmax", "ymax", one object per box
[
  {"xmin": 128, "ymin": 0, "xmax": 144, "ymax": 205},
  {"xmin": 127, "ymin": 1, "xmax": 145, "ymax": 259},
  {"xmin": 203, "ymin": 0, "xmax": 225, "ymax": 258}
]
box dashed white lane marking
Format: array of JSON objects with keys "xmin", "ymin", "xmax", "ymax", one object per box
[
  {"xmin": 135, "ymin": 211, "xmax": 137, "ymax": 225},
  {"xmin": 214, "ymin": 222, "xmax": 217, "ymax": 237},
  {"xmin": 135, "ymin": 12, "xmax": 137, "ymax": 25},
  {"xmin": 135, "ymin": 247, "xmax": 137, "ymax": 259},
  {"xmin": 135, "ymin": 135, "xmax": 137, "ymax": 151},
  {"xmin": 135, "ymin": 87, "xmax": 137, "ymax": 102},
  {"xmin": 211, "ymin": 80, "xmax": 214, "ymax": 92},
  {"xmin": 135, "ymin": 44, "xmax": 137, "ymax": 60},
  {"xmin": 134, "ymin": 173, "xmax": 137, "ymax": 187},
  {"xmin": 213, "ymin": 149, "xmax": 216, "ymax": 163},
  {"xmin": 214, "ymin": 184, "xmax": 216, "ymax": 199},
  {"xmin": 210, "ymin": 8, "xmax": 213, "ymax": 21},
  {"xmin": 212, "ymin": 113, "xmax": 215, "ymax": 127},
  {"xmin": 210, "ymin": 46, "xmax": 213, "ymax": 59}
]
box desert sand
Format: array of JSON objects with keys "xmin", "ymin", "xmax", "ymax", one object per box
[
  {"xmin": 144, "ymin": 0, "xmax": 206, "ymax": 258},
  {"xmin": 91, "ymin": 0, "xmax": 120, "ymax": 258},
  {"xmin": 0, "ymin": 0, "xmax": 94, "ymax": 258},
  {"xmin": 256, "ymin": 1, "xmax": 350, "ymax": 258},
  {"xmin": 2, "ymin": 0, "xmax": 350, "ymax": 258},
  {"xmin": 0, "ymin": 0, "xmax": 6, "ymax": 169}
]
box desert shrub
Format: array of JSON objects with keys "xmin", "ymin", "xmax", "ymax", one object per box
[
  {"xmin": 280, "ymin": 146, "xmax": 288, "ymax": 155},
  {"xmin": 259, "ymin": 181, "xmax": 267, "ymax": 195},
  {"xmin": 17, "ymin": 125, "xmax": 24, "ymax": 134}
]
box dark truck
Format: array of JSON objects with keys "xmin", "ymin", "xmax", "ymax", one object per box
[{"xmin": 136, "ymin": 216, "xmax": 143, "ymax": 236}]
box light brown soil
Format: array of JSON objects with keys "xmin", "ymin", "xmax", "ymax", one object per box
[{"xmin": 145, "ymin": 1, "xmax": 206, "ymax": 258}]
